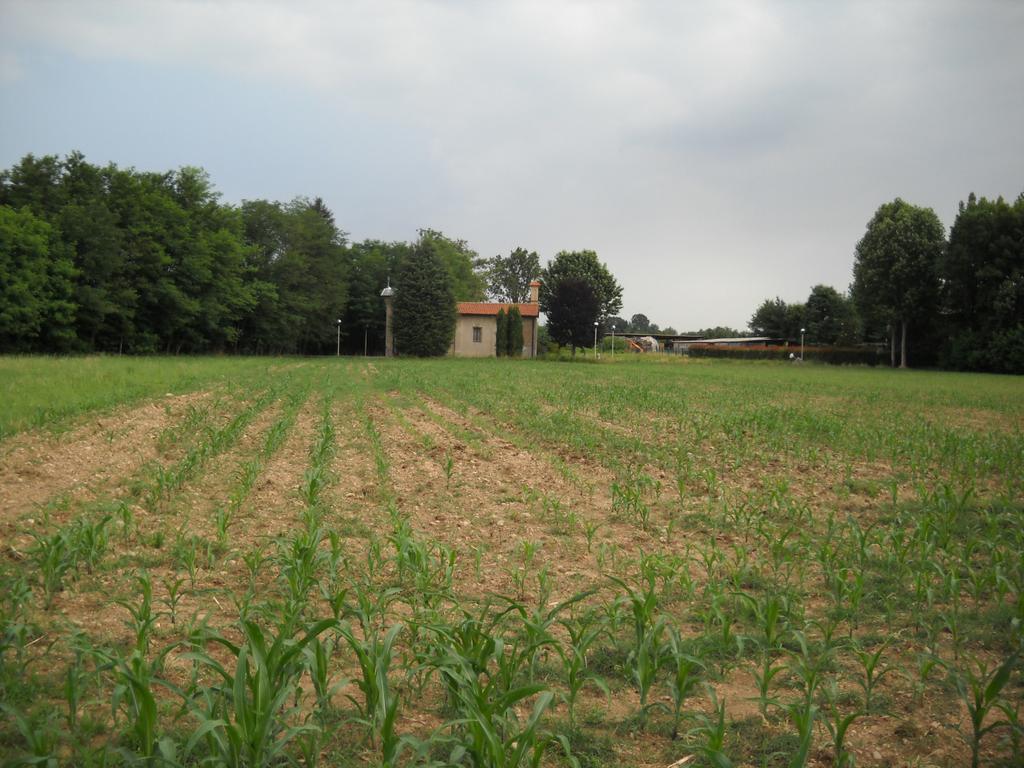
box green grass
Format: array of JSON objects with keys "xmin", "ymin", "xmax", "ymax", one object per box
[{"xmin": 0, "ymin": 356, "xmax": 286, "ymax": 440}]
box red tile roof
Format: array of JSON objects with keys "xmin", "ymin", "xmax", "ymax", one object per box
[{"xmin": 457, "ymin": 302, "xmax": 540, "ymax": 318}]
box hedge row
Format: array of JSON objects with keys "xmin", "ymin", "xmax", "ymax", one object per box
[{"xmin": 687, "ymin": 344, "xmax": 888, "ymax": 366}]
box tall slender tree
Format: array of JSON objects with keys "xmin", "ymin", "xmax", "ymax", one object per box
[
  {"xmin": 393, "ymin": 235, "xmax": 456, "ymax": 356},
  {"xmin": 495, "ymin": 308, "xmax": 508, "ymax": 357},
  {"xmin": 852, "ymin": 199, "xmax": 944, "ymax": 368},
  {"xmin": 507, "ymin": 305, "xmax": 524, "ymax": 357},
  {"xmin": 939, "ymin": 193, "xmax": 1024, "ymax": 372}
]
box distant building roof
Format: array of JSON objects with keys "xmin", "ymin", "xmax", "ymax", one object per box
[
  {"xmin": 691, "ymin": 337, "xmax": 779, "ymax": 344},
  {"xmin": 457, "ymin": 302, "xmax": 540, "ymax": 318}
]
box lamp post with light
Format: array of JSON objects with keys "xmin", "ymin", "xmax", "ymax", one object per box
[
  {"xmin": 611, "ymin": 325, "xmax": 615, "ymax": 359},
  {"xmin": 381, "ymin": 280, "xmax": 395, "ymax": 357},
  {"xmin": 593, "ymin": 321, "xmax": 599, "ymax": 358},
  {"xmin": 336, "ymin": 319, "xmax": 341, "ymax": 356},
  {"xmin": 800, "ymin": 327, "xmax": 806, "ymax": 361}
]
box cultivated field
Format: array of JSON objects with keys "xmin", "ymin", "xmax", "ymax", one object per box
[{"xmin": 1, "ymin": 356, "xmax": 1022, "ymax": 768}]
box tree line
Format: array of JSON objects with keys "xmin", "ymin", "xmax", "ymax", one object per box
[
  {"xmin": 0, "ymin": 152, "xmax": 627, "ymax": 357},
  {"xmin": 747, "ymin": 194, "xmax": 1024, "ymax": 373},
  {"xmin": 0, "ymin": 153, "xmax": 512, "ymax": 354}
]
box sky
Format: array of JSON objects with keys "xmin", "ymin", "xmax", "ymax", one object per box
[{"xmin": 2, "ymin": 0, "xmax": 1023, "ymax": 331}]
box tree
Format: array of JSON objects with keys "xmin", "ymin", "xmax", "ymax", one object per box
[
  {"xmin": 939, "ymin": 192, "xmax": 1024, "ymax": 372},
  {"xmin": 495, "ymin": 308, "xmax": 508, "ymax": 357},
  {"xmin": 607, "ymin": 316, "xmax": 630, "ymax": 333},
  {"xmin": 418, "ymin": 229, "xmax": 487, "ymax": 301},
  {"xmin": 630, "ymin": 313, "xmax": 652, "ymax": 333},
  {"xmin": 58, "ymin": 154, "xmax": 135, "ymax": 350},
  {"xmin": 393, "ymin": 235, "xmax": 456, "ymax": 356},
  {"xmin": 852, "ymin": 199, "xmax": 944, "ymax": 368},
  {"xmin": 485, "ymin": 247, "xmax": 540, "ymax": 303},
  {"xmin": 540, "ymin": 250, "xmax": 622, "ymax": 321},
  {"xmin": 545, "ymin": 277, "xmax": 600, "ymax": 357},
  {"xmin": 507, "ymin": 306, "xmax": 524, "ymax": 357},
  {"xmin": 339, "ymin": 239, "xmax": 409, "ymax": 355},
  {"xmin": 688, "ymin": 326, "xmax": 744, "ymax": 338},
  {"xmin": 0, "ymin": 206, "xmax": 76, "ymax": 351},
  {"xmin": 804, "ymin": 285, "xmax": 860, "ymax": 346},
  {"xmin": 749, "ymin": 298, "xmax": 788, "ymax": 337},
  {"xmin": 0, "ymin": 152, "xmax": 66, "ymax": 216},
  {"xmin": 749, "ymin": 298, "xmax": 804, "ymax": 340}
]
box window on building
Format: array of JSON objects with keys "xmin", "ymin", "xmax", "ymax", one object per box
[{"xmin": 472, "ymin": 326, "xmax": 482, "ymax": 343}]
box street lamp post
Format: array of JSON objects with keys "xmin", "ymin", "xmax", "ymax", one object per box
[
  {"xmin": 611, "ymin": 325, "xmax": 615, "ymax": 359},
  {"xmin": 381, "ymin": 280, "xmax": 395, "ymax": 358},
  {"xmin": 800, "ymin": 327, "xmax": 806, "ymax": 361},
  {"xmin": 336, "ymin": 319, "xmax": 341, "ymax": 356},
  {"xmin": 593, "ymin": 321, "xmax": 599, "ymax": 358}
]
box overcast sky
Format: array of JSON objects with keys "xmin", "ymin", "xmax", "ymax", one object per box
[{"xmin": 2, "ymin": 1, "xmax": 1022, "ymax": 331}]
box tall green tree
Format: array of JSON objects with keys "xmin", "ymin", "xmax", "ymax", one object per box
[
  {"xmin": 507, "ymin": 306, "xmax": 524, "ymax": 357},
  {"xmin": 540, "ymin": 250, "xmax": 622, "ymax": 321},
  {"xmin": 340, "ymin": 239, "xmax": 409, "ymax": 355},
  {"xmin": 276, "ymin": 197, "xmax": 348, "ymax": 354},
  {"xmin": 630, "ymin": 313, "xmax": 652, "ymax": 333},
  {"xmin": 804, "ymin": 284, "xmax": 860, "ymax": 346},
  {"xmin": 0, "ymin": 206, "xmax": 76, "ymax": 351},
  {"xmin": 939, "ymin": 192, "xmax": 1024, "ymax": 372},
  {"xmin": 0, "ymin": 153, "xmax": 66, "ymax": 217},
  {"xmin": 57, "ymin": 154, "xmax": 136, "ymax": 350},
  {"xmin": 393, "ymin": 236, "xmax": 456, "ymax": 356},
  {"xmin": 607, "ymin": 316, "xmax": 630, "ymax": 334},
  {"xmin": 852, "ymin": 199, "xmax": 944, "ymax": 368},
  {"xmin": 418, "ymin": 228, "xmax": 487, "ymax": 301},
  {"xmin": 495, "ymin": 308, "xmax": 508, "ymax": 357},
  {"xmin": 748, "ymin": 297, "xmax": 805, "ymax": 340},
  {"xmin": 545, "ymin": 276, "xmax": 601, "ymax": 358},
  {"xmin": 239, "ymin": 198, "xmax": 290, "ymax": 353},
  {"xmin": 485, "ymin": 247, "xmax": 540, "ymax": 303}
]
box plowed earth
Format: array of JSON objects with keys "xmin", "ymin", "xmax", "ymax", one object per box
[{"xmin": 1, "ymin": 359, "xmax": 1021, "ymax": 768}]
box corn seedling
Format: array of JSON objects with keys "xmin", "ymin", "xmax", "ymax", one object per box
[
  {"xmin": 785, "ymin": 697, "xmax": 818, "ymax": 768},
  {"xmin": 687, "ymin": 688, "xmax": 734, "ymax": 768},
  {"xmin": 182, "ymin": 616, "xmax": 336, "ymax": 767},
  {"xmin": 750, "ymin": 652, "xmax": 787, "ymax": 718},
  {"xmin": 337, "ymin": 622, "xmax": 403, "ymax": 747},
  {"xmin": 852, "ymin": 641, "xmax": 893, "ymax": 714},
  {"xmin": 821, "ymin": 681, "xmax": 860, "ymax": 768},
  {"xmin": 557, "ymin": 610, "xmax": 610, "ymax": 732},
  {"xmin": 946, "ymin": 652, "xmax": 1018, "ymax": 768},
  {"xmin": 1, "ymin": 703, "xmax": 60, "ymax": 767},
  {"xmin": 443, "ymin": 448, "xmax": 455, "ymax": 489},
  {"xmin": 160, "ymin": 575, "xmax": 187, "ymax": 627},
  {"xmin": 666, "ymin": 623, "xmax": 705, "ymax": 739}
]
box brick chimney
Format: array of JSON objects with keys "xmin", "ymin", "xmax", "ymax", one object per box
[{"xmin": 529, "ymin": 280, "xmax": 541, "ymax": 304}]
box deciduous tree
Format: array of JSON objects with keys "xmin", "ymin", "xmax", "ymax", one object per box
[
  {"xmin": 540, "ymin": 250, "xmax": 622, "ymax": 321},
  {"xmin": 804, "ymin": 284, "xmax": 860, "ymax": 346},
  {"xmin": 485, "ymin": 247, "xmax": 540, "ymax": 303},
  {"xmin": 939, "ymin": 193, "xmax": 1024, "ymax": 372},
  {"xmin": 852, "ymin": 199, "xmax": 944, "ymax": 368},
  {"xmin": 0, "ymin": 206, "xmax": 76, "ymax": 351},
  {"xmin": 545, "ymin": 277, "xmax": 600, "ymax": 358},
  {"xmin": 418, "ymin": 228, "xmax": 487, "ymax": 302}
]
